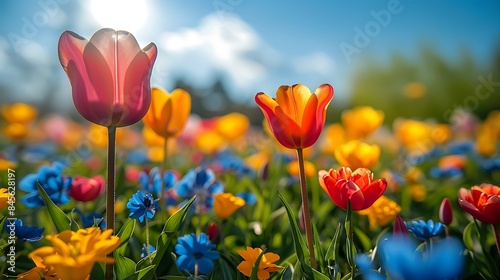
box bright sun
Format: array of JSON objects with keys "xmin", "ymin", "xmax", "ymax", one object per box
[{"xmin": 90, "ymin": 0, "xmax": 148, "ymax": 32}]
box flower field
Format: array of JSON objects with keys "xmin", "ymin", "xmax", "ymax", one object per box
[{"xmin": 0, "ymin": 27, "xmax": 499, "ymax": 280}]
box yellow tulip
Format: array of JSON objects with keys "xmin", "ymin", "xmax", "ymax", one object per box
[
  {"xmin": 319, "ymin": 123, "xmax": 346, "ymax": 156},
  {"xmin": 431, "ymin": 124, "xmax": 452, "ymax": 144},
  {"xmin": 1, "ymin": 102, "xmax": 37, "ymax": 124},
  {"xmin": 195, "ymin": 130, "xmax": 227, "ymax": 154},
  {"xmin": 213, "ymin": 193, "xmax": 245, "ymax": 220},
  {"xmin": 342, "ymin": 106, "xmax": 384, "ymax": 139},
  {"xmin": 334, "ymin": 141, "xmax": 380, "ymax": 170},
  {"xmin": 3, "ymin": 122, "xmax": 29, "ymax": 140},
  {"xmin": 143, "ymin": 87, "xmax": 191, "ymax": 139},
  {"xmin": 409, "ymin": 184, "xmax": 427, "ymax": 202},
  {"xmin": 359, "ymin": 195, "xmax": 401, "ymax": 230},
  {"xmin": 476, "ymin": 125, "xmax": 497, "ymax": 157},
  {"xmin": 30, "ymin": 228, "xmax": 120, "ymax": 280},
  {"xmin": 394, "ymin": 119, "xmax": 432, "ymax": 151},
  {"xmin": 287, "ymin": 160, "xmax": 316, "ymax": 177},
  {"xmin": 215, "ymin": 113, "xmax": 249, "ymax": 141}
]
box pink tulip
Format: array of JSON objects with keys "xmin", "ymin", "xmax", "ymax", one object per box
[
  {"xmin": 69, "ymin": 175, "xmax": 105, "ymax": 202},
  {"xmin": 58, "ymin": 28, "xmax": 157, "ymax": 127}
]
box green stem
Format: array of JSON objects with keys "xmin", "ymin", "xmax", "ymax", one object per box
[
  {"xmin": 218, "ymin": 219, "xmax": 229, "ymax": 255},
  {"xmin": 160, "ymin": 137, "xmax": 169, "ymax": 206},
  {"xmin": 493, "ymin": 224, "xmax": 500, "ymax": 257},
  {"xmin": 105, "ymin": 126, "xmax": 116, "ymax": 280},
  {"xmin": 296, "ymin": 148, "xmax": 317, "ymax": 269},
  {"xmin": 145, "ymin": 217, "xmax": 153, "ymax": 265},
  {"xmin": 345, "ymin": 202, "xmax": 356, "ymax": 280}
]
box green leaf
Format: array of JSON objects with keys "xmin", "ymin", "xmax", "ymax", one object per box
[
  {"xmin": 325, "ymin": 223, "xmax": 342, "ymax": 262},
  {"xmin": 463, "ymin": 221, "xmax": 475, "ymax": 251},
  {"xmin": 354, "ymin": 227, "xmax": 372, "ymax": 252},
  {"xmin": 153, "ymin": 196, "xmax": 196, "ymax": 268},
  {"xmin": 163, "ymin": 196, "xmax": 196, "ymax": 233},
  {"xmin": 157, "ymin": 276, "xmax": 188, "ymax": 280},
  {"xmin": 115, "ymin": 218, "xmax": 136, "ymax": 255},
  {"xmin": 250, "ymin": 248, "xmax": 266, "ymax": 280},
  {"xmin": 312, "ymin": 224, "xmax": 325, "ymax": 273},
  {"xmin": 123, "ymin": 265, "xmax": 156, "ymax": 280},
  {"xmin": 36, "ymin": 182, "xmax": 71, "ymax": 232},
  {"xmin": 277, "ymin": 191, "xmax": 309, "ymax": 263},
  {"xmin": 90, "ymin": 262, "xmax": 104, "ymax": 279},
  {"xmin": 114, "ymin": 218, "xmax": 137, "ymax": 279}
]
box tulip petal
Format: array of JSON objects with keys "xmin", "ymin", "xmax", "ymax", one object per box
[
  {"xmin": 167, "ymin": 89, "xmax": 191, "ymax": 137},
  {"xmin": 482, "ymin": 195, "xmax": 500, "ymax": 224},
  {"xmin": 300, "ymin": 94, "xmax": 320, "ymax": 147},
  {"xmin": 361, "ymin": 179, "xmax": 387, "ymax": 210},
  {"xmin": 276, "ymin": 85, "xmax": 311, "ymax": 125},
  {"xmin": 144, "ymin": 87, "xmax": 169, "ymax": 132},
  {"xmin": 58, "ymin": 31, "xmax": 87, "ymax": 71},
  {"xmin": 458, "ymin": 198, "xmax": 491, "ymax": 223},
  {"xmin": 274, "ymin": 106, "xmax": 300, "ymax": 148}
]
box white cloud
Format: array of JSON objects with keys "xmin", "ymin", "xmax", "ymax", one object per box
[{"xmin": 156, "ymin": 13, "xmax": 336, "ymax": 102}]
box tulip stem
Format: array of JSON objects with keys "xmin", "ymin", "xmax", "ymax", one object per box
[
  {"xmin": 105, "ymin": 126, "xmax": 116, "ymax": 280},
  {"xmin": 345, "ymin": 201, "xmax": 356, "ymax": 280},
  {"xmin": 161, "ymin": 137, "xmax": 169, "ymax": 206},
  {"xmin": 296, "ymin": 148, "xmax": 317, "ymax": 269},
  {"xmin": 493, "ymin": 224, "xmax": 500, "ymax": 256}
]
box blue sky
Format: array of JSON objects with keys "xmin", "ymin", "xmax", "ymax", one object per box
[{"xmin": 0, "ymin": 0, "xmax": 498, "ymax": 110}]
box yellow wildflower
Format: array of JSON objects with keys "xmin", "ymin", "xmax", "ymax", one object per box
[
  {"xmin": 30, "ymin": 228, "xmax": 120, "ymax": 280},
  {"xmin": 0, "ymin": 188, "xmax": 12, "ymax": 209},
  {"xmin": 214, "ymin": 193, "xmax": 245, "ymax": 220},
  {"xmin": 1, "ymin": 102, "xmax": 37, "ymax": 124},
  {"xmin": 394, "ymin": 119, "xmax": 432, "ymax": 151},
  {"xmin": 215, "ymin": 112, "xmax": 250, "ymax": 142},
  {"xmin": 16, "ymin": 254, "xmax": 58, "ymax": 280},
  {"xmin": 359, "ymin": 195, "xmax": 401, "ymax": 230},
  {"xmin": 342, "ymin": 106, "xmax": 384, "ymax": 139},
  {"xmin": 237, "ymin": 247, "xmax": 281, "ymax": 280},
  {"xmin": 287, "ymin": 160, "xmax": 316, "ymax": 178},
  {"xmin": 334, "ymin": 141, "xmax": 380, "ymax": 170},
  {"xmin": 409, "ymin": 184, "xmax": 427, "ymax": 202},
  {"xmin": 320, "ymin": 123, "xmax": 346, "ymax": 156}
]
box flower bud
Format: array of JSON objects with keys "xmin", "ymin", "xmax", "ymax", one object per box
[{"xmin": 439, "ymin": 197, "xmax": 453, "ymax": 225}]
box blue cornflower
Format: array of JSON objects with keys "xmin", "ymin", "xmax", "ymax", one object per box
[
  {"xmin": 215, "ymin": 151, "xmax": 254, "ymax": 178},
  {"xmin": 74, "ymin": 209, "xmax": 105, "ymax": 228},
  {"xmin": 405, "ymin": 219, "xmax": 445, "ymax": 240},
  {"xmin": 429, "ymin": 166, "xmax": 463, "ymax": 179},
  {"xmin": 141, "ymin": 244, "xmax": 157, "ymax": 258},
  {"xmin": 127, "ymin": 191, "xmax": 161, "ymax": 223},
  {"xmin": 4, "ymin": 218, "xmax": 44, "ymax": 242},
  {"xmin": 355, "ymin": 254, "xmax": 385, "ymax": 280},
  {"xmin": 20, "ymin": 162, "xmax": 72, "ymax": 208},
  {"xmin": 379, "ymin": 235, "xmax": 464, "ymax": 279},
  {"xmin": 236, "ymin": 191, "xmax": 257, "ymax": 205},
  {"xmin": 139, "ymin": 168, "xmax": 178, "ymax": 196},
  {"xmin": 475, "ymin": 155, "xmax": 500, "ymax": 172},
  {"xmin": 175, "ymin": 232, "xmax": 220, "ymax": 274},
  {"xmin": 447, "ymin": 140, "xmax": 475, "ymax": 155},
  {"xmin": 175, "ymin": 168, "xmax": 223, "ymax": 210}
]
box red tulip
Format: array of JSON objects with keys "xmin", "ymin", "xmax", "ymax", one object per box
[
  {"xmin": 207, "ymin": 222, "xmax": 219, "ymax": 242},
  {"xmin": 69, "ymin": 175, "xmax": 105, "ymax": 202},
  {"xmin": 458, "ymin": 183, "xmax": 500, "ymax": 224},
  {"xmin": 255, "ymin": 84, "xmax": 334, "ymax": 149},
  {"xmin": 319, "ymin": 167, "xmax": 387, "ymax": 211},
  {"xmin": 58, "ymin": 28, "xmax": 157, "ymax": 127},
  {"xmin": 393, "ymin": 215, "xmax": 409, "ymax": 237},
  {"xmin": 439, "ymin": 197, "xmax": 453, "ymax": 225}
]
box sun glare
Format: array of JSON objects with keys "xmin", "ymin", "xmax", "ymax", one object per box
[{"xmin": 90, "ymin": 0, "xmax": 148, "ymax": 32}]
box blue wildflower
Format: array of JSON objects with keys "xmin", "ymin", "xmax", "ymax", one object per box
[
  {"xmin": 429, "ymin": 166, "xmax": 463, "ymax": 179},
  {"xmin": 127, "ymin": 191, "xmax": 161, "ymax": 223},
  {"xmin": 4, "ymin": 218, "xmax": 44, "ymax": 242},
  {"xmin": 405, "ymin": 219, "xmax": 445, "ymax": 240},
  {"xmin": 475, "ymin": 155, "xmax": 500, "ymax": 172},
  {"xmin": 139, "ymin": 168, "xmax": 178, "ymax": 196},
  {"xmin": 141, "ymin": 244, "xmax": 157, "ymax": 258},
  {"xmin": 175, "ymin": 168, "xmax": 223, "ymax": 210},
  {"xmin": 215, "ymin": 151, "xmax": 254, "ymax": 178},
  {"xmin": 236, "ymin": 191, "xmax": 257, "ymax": 205},
  {"xmin": 447, "ymin": 140, "xmax": 474, "ymax": 155},
  {"xmin": 127, "ymin": 149, "xmax": 149, "ymax": 165},
  {"xmin": 74, "ymin": 209, "xmax": 105, "ymax": 228},
  {"xmin": 19, "ymin": 162, "xmax": 72, "ymax": 208},
  {"xmin": 379, "ymin": 235, "xmax": 464, "ymax": 279},
  {"xmin": 175, "ymin": 232, "xmax": 220, "ymax": 274},
  {"xmin": 356, "ymin": 254, "xmax": 385, "ymax": 280}
]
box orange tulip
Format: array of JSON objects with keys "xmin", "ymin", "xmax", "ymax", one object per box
[
  {"xmin": 255, "ymin": 84, "xmax": 334, "ymax": 149},
  {"xmin": 458, "ymin": 184, "xmax": 500, "ymax": 224},
  {"xmin": 143, "ymin": 87, "xmax": 191, "ymax": 139}
]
